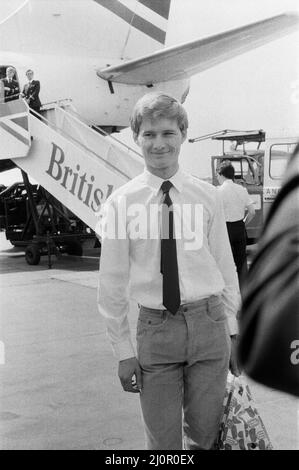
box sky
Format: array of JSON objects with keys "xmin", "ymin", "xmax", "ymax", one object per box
[
  {"xmin": 0, "ymin": 0, "xmax": 298, "ymax": 185},
  {"xmin": 167, "ymin": 0, "xmax": 299, "ymax": 176}
]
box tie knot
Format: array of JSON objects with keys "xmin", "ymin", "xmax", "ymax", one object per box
[{"xmin": 161, "ymin": 180, "xmax": 173, "ymax": 194}]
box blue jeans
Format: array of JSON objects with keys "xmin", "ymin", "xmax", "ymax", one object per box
[{"xmin": 136, "ymin": 295, "xmax": 231, "ymax": 450}]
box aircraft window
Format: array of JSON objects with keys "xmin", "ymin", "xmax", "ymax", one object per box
[{"xmin": 269, "ymin": 143, "xmax": 296, "ymax": 179}]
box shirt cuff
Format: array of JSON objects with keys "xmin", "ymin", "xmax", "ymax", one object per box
[
  {"xmin": 112, "ymin": 338, "xmax": 136, "ymax": 361},
  {"xmin": 226, "ymin": 316, "xmax": 239, "ymax": 336}
]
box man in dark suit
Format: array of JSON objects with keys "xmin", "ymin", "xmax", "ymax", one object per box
[
  {"xmin": 21, "ymin": 69, "xmax": 41, "ymax": 113},
  {"xmin": 1, "ymin": 67, "xmax": 20, "ymax": 102}
]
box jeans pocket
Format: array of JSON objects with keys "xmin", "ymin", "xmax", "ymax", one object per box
[
  {"xmin": 205, "ymin": 301, "xmax": 227, "ymax": 324},
  {"xmin": 138, "ymin": 309, "xmax": 169, "ymax": 328}
]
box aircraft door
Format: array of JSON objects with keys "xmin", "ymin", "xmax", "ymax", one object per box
[{"xmin": 0, "ymin": 65, "xmax": 21, "ymax": 102}]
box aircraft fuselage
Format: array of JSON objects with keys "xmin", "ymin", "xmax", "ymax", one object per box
[{"xmin": 1, "ymin": 51, "xmax": 190, "ymax": 128}]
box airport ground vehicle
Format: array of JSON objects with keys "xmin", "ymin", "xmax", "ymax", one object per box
[
  {"xmin": 0, "ymin": 172, "xmax": 94, "ymax": 265},
  {"xmin": 189, "ymin": 129, "xmax": 298, "ymax": 242}
]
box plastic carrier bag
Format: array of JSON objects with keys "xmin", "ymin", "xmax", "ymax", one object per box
[{"xmin": 217, "ymin": 374, "xmax": 273, "ymax": 450}]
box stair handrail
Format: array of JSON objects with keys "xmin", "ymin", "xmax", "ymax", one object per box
[
  {"xmin": 59, "ymin": 104, "xmax": 143, "ymax": 160},
  {"xmin": 29, "ymin": 107, "xmax": 131, "ymax": 181}
]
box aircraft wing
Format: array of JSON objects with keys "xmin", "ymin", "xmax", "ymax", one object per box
[{"xmin": 97, "ymin": 13, "xmax": 299, "ymax": 85}]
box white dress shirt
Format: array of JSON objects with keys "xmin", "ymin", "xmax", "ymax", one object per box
[
  {"xmin": 97, "ymin": 167, "xmax": 240, "ymax": 360},
  {"xmin": 217, "ymin": 180, "xmax": 254, "ymax": 222}
]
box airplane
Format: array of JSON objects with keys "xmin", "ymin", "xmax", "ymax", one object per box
[
  {"xmin": 0, "ymin": 0, "xmax": 298, "ymax": 262},
  {"xmin": 0, "ymin": 0, "xmax": 298, "ymax": 134}
]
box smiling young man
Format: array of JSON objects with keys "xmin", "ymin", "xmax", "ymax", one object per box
[{"xmin": 97, "ymin": 92, "xmax": 240, "ymax": 450}]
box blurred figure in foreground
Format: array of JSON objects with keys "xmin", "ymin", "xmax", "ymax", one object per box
[{"xmin": 238, "ymin": 143, "xmax": 299, "ymax": 397}]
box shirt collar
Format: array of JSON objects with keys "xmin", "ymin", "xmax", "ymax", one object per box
[{"xmin": 141, "ymin": 167, "xmax": 184, "ymax": 196}]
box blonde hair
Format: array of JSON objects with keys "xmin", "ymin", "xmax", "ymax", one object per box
[{"xmin": 130, "ymin": 92, "xmax": 188, "ymax": 137}]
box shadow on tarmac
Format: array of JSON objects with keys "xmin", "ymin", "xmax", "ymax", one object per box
[{"xmin": 0, "ymin": 233, "xmax": 100, "ymax": 274}]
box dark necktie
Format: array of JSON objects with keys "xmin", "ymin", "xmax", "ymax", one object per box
[{"xmin": 160, "ymin": 180, "xmax": 181, "ymax": 314}]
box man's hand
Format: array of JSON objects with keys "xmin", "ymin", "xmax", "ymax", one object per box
[
  {"xmin": 118, "ymin": 357, "xmax": 142, "ymax": 393},
  {"xmin": 229, "ymin": 335, "xmax": 242, "ymax": 377}
]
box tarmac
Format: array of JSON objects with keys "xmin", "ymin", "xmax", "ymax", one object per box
[{"xmin": 0, "ymin": 232, "xmax": 298, "ymax": 450}]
